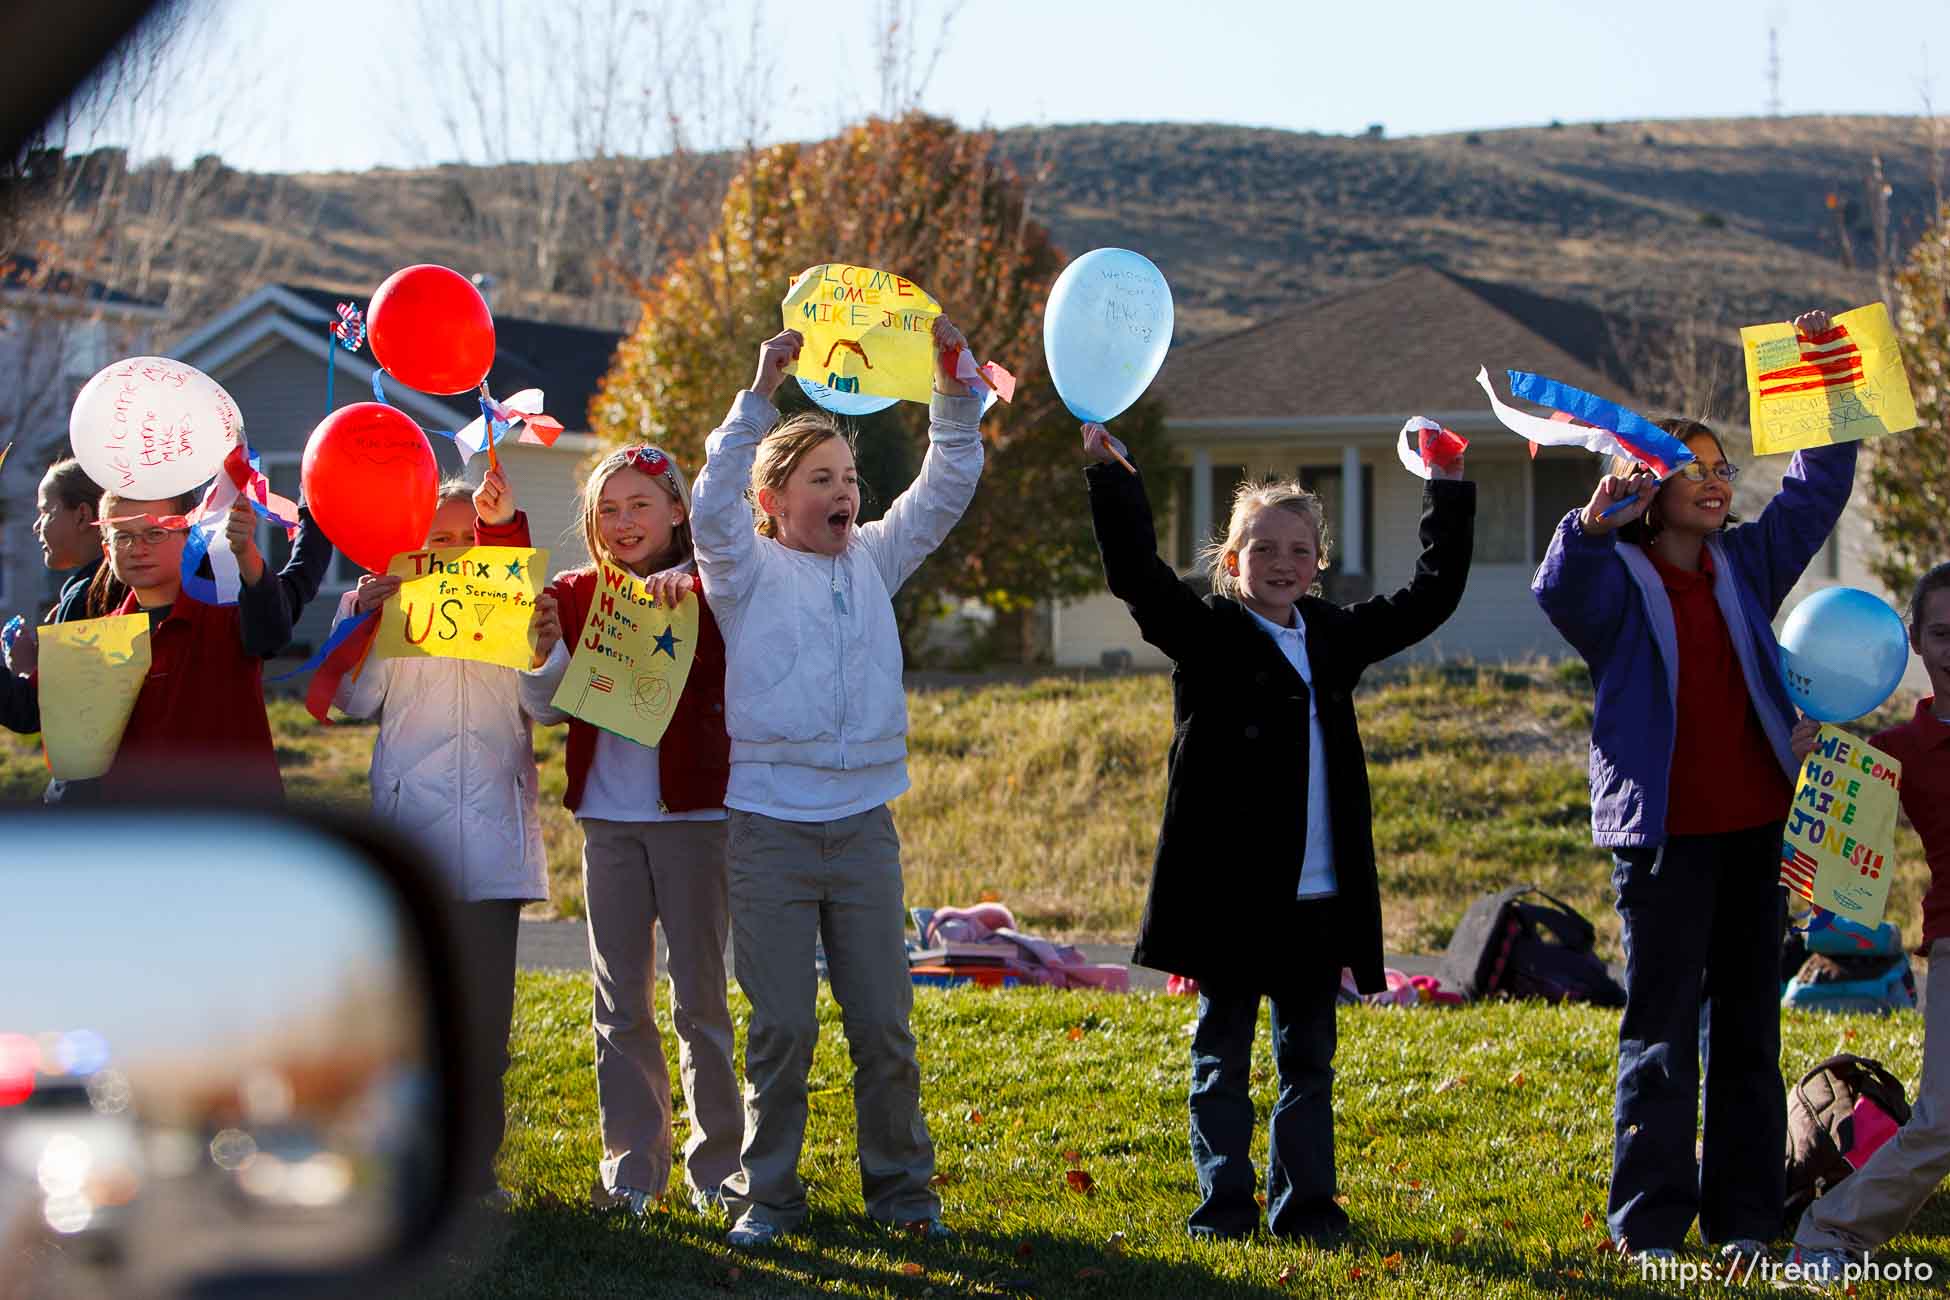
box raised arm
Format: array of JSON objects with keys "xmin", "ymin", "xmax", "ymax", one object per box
[
  {"xmin": 1084, "ymin": 426, "xmax": 1213, "ymax": 666},
  {"xmin": 1340, "ymin": 478, "xmax": 1476, "ymax": 668},
  {"xmin": 856, "ymin": 316, "xmax": 986, "ymax": 593},
  {"xmin": 693, "ymin": 332, "xmax": 795, "ymax": 611}
]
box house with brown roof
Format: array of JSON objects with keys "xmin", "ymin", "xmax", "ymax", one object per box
[{"xmin": 1052, "ymin": 266, "xmax": 1876, "ymax": 668}]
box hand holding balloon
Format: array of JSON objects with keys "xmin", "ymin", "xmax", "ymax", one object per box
[
  {"xmin": 1080, "ymin": 423, "xmax": 1136, "ymax": 475},
  {"xmin": 1789, "ymin": 716, "xmax": 1821, "ymax": 763},
  {"xmin": 1778, "ymin": 588, "xmax": 1909, "ymax": 722}
]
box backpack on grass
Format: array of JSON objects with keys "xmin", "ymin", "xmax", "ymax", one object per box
[
  {"xmin": 1784, "ymin": 1053, "xmax": 1911, "ymax": 1230},
  {"xmin": 1782, "ymin": 951, "xmax": 1917, "ymax": 1016},
  {"xmin": 1440, "ymin": 884, "xmax": 1625, "ymax": 1007}
]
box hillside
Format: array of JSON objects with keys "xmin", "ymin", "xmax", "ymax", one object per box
[{"xmin": 18, "ymin": 115, "xmax": 1939, "ymax": 362}]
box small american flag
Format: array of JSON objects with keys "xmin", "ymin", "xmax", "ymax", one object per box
[
  {"xmin": 589, "ymin": 673, "xmax": 614, "ymax": 694},
  {"xmin": 331, "ymin": 302, "xmax": 366, "ymax": 352}
]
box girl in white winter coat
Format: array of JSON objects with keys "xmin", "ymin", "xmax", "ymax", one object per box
[{"xmin": 326, "ymin": 467, "xmax": 546, "ymax": 1199}]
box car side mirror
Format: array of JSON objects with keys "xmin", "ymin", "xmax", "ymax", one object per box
[{"xmin": 1, "ymin": 808, "xmax": 468, "ymax": 1299}]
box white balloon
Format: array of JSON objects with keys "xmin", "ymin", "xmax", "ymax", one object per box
[
  {"xmin": 1043, "ymin": 248, "xmax": 1174, "ymax": 425},
  {"xmin": 69, "ymin": 357, "xmax": 243, "ymax": 500}
]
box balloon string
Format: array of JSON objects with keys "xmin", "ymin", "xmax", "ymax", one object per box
[
  {"xmin": 372, "ymin": 368, "xmax": 389, "ymax": 406},
  {"xmin": 326, "ymin": 340, "xmax": 336, "ymax": 412}
]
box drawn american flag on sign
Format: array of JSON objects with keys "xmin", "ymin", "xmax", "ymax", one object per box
[
  {"xmin": 590, "ymin": 673, "xmax": 615, "ymax": 694},
  {"xmin": 1779, "ymin": 844, "xmax": 1819, "ymax": 900},
  {"xmin": 1757, "ymin": 323, "xmax": 1863, "ymax": 398}
]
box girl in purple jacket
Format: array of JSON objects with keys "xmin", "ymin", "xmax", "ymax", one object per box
[{"xmin": 1531, "ymin": 309, "xmax": 1855, "ymax": 1266}]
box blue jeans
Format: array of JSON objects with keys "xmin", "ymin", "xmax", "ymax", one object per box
[
  {"xmin": 1187, "ymin": 967, "xmax": 1345, "ymax": 1239},
  {"xmin": 1608, "ymin": 822, "xmax": 1787, "ymax": 1250}
]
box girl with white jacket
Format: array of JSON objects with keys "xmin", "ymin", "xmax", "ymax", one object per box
[
  {"xmin": 692, "ymin": 320, "xmax": 984, "ymax": 1247},
  {"xmin": 328, "ymin": 468, "xmax": 547, "ymax": 1200}
]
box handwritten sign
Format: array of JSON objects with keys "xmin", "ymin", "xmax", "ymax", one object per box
[
  {"xmin": 39, "ymin": 614, "xmax": 151, "ymax": 779},
  {"xmin": 68, "ymin": 356, "xmax": 244, "ymax": 498},
  {"xmin": 782, "ymin": 264, "xmax": 942, "ymax": 405},
  {"xmin": 1779, "ymin": 724, "xmax": 1904, "ymax": 928},
  {"xmin": 371, "ymin": 546, "xmax": 547, "ymax": 671},
  {"xmin": 550, "ymin": 558, "xmax": 698, "ymax": 749},
  {"xmin": 1740, "ymin": 303, "xmax": 1919, "ymax": 455}
]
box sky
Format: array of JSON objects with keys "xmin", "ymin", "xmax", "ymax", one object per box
[
  {"xmin": 0, "ymin": 820, "xmax": 410, "ymax": 1058},
  {"xmin": 54, "ymin": 0, "xmax": 1950, "ymax": 175}
]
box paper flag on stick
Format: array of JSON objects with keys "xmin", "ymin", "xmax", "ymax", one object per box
[
  {"xmin": 1396, "ymin": 417, "xmax": 1467, "ymax": 479},
  {"xmin": 551, "ymin": 559, "xmax": 698, "ymax": 748},
  {"xmin": 1740, "ymin": 303, "xmax": 1918, "ymax": 455},
  {"xmin": 451, "ymin": 387, "xmax": 565, "ymax": 463},
  {"xmin": 39, "ymin": 613, "xmax": 151, "ymax": 779}
]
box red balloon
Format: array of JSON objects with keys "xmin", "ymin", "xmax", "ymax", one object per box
[
  {"xmin": 367, "ymin": 264, "xmax": 495, "ymax": 395},
  {"xmin": 302, "ymin": 403, "xmax": 438, "ymax": 573}
]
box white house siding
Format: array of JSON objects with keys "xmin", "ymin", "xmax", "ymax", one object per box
[{"xmin": 498, "ymin": 440, "xmax": 592, "ymax": 579}]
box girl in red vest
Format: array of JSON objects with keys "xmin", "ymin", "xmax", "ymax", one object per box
[{"xmin": 520, "ymin": 445, "xmax": 741, "ymax": 1217}]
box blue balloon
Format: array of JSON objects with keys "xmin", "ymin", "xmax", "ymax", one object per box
[
  {"xmin": 1778, "ymin": 587, "xmax": 1909, "ymax": 722},
  {"xmin": 1043, "ymin": 248, "xmax": 1174, "ymax": 424},
  {"xmin": 797, "ymin": 374, "xmax": 999, "ymax": 419},
  {"xmin": 798, "ymin": 376, "xmax": 898, "ymax": 417}
]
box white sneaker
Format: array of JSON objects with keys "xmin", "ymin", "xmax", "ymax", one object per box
[
  {"xmin": 1777, "ymin": 1246, "xmax": 1850, "ymax": 1289},
  {"xmin": 726, "ymin": 1215, "xmax": 784, "ymax": 1247},
  {"xmin": 693, "ymin": 1186, "xmax": 726, "ymax": 1217},
  {"xmin": 615, "ymin": 1185, "xmax": 656, "ymax": 1217}
]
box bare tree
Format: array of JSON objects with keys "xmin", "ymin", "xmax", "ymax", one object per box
[
  {"xmin": 403, "ymin": 0, "xmax": 777, "ymax": 329},
  {"xmin": 0, "ymin": 0, "xmax": 300, "ymax": 458},
  {"xmin": 1606, "ymin": 298, "xmax": 1741, "ymax": 426}
]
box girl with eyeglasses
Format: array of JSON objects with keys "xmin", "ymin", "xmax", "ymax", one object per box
[
  {"xmin": 1532, "ymin": 309, "xmax": 1858, "ymax": 1267},
  {"xmin": 519, "ymin": 443, "xmax": 742, "ymax": 1219}
]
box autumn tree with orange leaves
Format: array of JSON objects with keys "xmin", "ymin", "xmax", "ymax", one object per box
[{"xmin": 590, "ymin": 112, "xmax": 1166, "ymax": 657}]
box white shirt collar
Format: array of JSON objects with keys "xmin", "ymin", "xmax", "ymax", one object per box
[{"xmin": 1243, "ymin": 603, "xmax": 1305, "ymax": 640}]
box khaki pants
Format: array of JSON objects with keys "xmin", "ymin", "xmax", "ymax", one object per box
[
  {"xmin": 1796, "ymin": 938, "xmax": 1950, "ymax": 1253},
  {"xmin": 720, "ymin": 806, "xmax": 938, "ymax": 1230},
  {"xmin": 580, "ymin": 817, "xmax": 743, "ymax": 1198}
]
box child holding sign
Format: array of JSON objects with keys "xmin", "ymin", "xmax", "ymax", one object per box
[
  {"xmin": 0, "ymin": 460, "xmax": 122, "ymax": 750},
  {"xmin": 1532, "ymin": 311, "xmax": 1856, "ymax": 1265},
  {"xmin": 1081, "ymin": 423, "xmax": 1473, "ymax": 1242},
  {"xmin": 519, "ymin": 447, "xmax": 741, "ymax": 1218},
  {"xmin": 64, "ymin": 485, "xmax": 333, "ymax": 803},
  {"xmin": 690, "ymin": 318, "xmax": 982, "ymax": 1247},
  {"xmin": 323, "ymin": 468, "xmax": 545, "ymax": 1201},
  {"xmin": 1782, "ymin": 563, "xmax": 1950, "ymax": 1285}
]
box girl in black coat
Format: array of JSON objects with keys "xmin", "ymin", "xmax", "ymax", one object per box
[{"xmin": 1081, "ymin": 421, "xmax": 1474, "ymax": 1243}]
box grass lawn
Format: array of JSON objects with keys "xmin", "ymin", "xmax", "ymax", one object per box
[
  {"xmin": 416, "ymin": 975, "xmax": 1947, "ymax": 1298},
  {"xmin": 0, "ymin": 664, "xmax": 1925, "ymax": 962}
]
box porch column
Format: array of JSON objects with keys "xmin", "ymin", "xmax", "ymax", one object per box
[
  {"xmin": 1191, "ymin": 447, "xmax": 1213, "ymax": 559},
  {"xmin": 1340, "ymin": 444, "xmax": 1365, "ymax": 577}
]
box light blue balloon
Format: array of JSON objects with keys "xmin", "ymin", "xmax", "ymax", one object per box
[
  {"xmin": 1043, "ymin": 248, "xmax": 1174, "ymax": 424},
  {"xmin": 798, "ymin": 376, "xmax": 898, "ymax": 417},
  {"xmin": 1778, "ymin": 587, "xmax": 1910, "ymax": 722},
  {"xmin": 798, "ymin": 375, "xmax": 999, "ymax": 419}
]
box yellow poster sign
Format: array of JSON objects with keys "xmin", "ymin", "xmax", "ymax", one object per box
[
  {"xmin": 371, "ymin": 546, "xmax": 546, "ymax": 671},
  {"xmin": 1779, "ymin": 724, "xmax": 1904, "ymax": 928},
  {"xmin": 1740, "ymin": 302, "xmax": 1919, "ymax": 455},
  {"xmin": 550, "ymin": 559, "xmax": 698, "ymax": 748},
  {"xmin": 39, "ymin": 613, "xmax": 151, "ymax": 779},
  {"xmin": 782, "ymin": 264, "xmax": 941, "ymax": 404}
]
